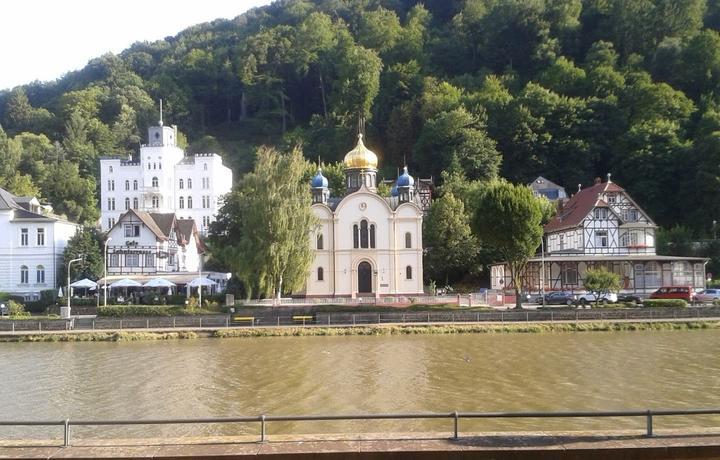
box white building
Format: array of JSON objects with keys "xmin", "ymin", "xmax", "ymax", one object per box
[
  {"xmin": 491, "ymin": 175, "xmax": 707, "ymax": 295},
  {"xmin": 106, "ymin": 210, "xmax": 203, "ymax": 275},
  {"xmin": 99, "ymin": 121, "xmax": 232, "ymax": 234},
  {"xmin": 303, "ymin": 134, "xmax": 425, "ymax": 298},
  {"xmin": 0, "ymin": 187, "xmax": 80, "ymax": 300}
]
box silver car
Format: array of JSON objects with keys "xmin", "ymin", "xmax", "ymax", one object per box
[{"xmin": 693, "ymin": 288, "xmax": 720, "ymax": 303}]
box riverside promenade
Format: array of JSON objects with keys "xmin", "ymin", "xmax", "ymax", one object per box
[{"xmin": 2, "ymin": 430, "xmax": 720, "ymax": 459}]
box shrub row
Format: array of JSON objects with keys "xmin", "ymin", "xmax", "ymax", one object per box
[
  {"xmin": 97, "ymin": 305, "xmax": 225, "ymax": 317},
  {"xmin": 642, "ymin": 299, "xmax": 688, "ymax": 308}
]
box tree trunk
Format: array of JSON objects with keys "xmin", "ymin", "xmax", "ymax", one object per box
[
  {"xmin": 514, "ymin": 287, "xmax": 522, "ymax": 309},
  {"xmin": 319, "ymin": 67, "xmax": 328, "ymax": 119},
  {"xmin": 240, "ymin": 90, "xmax": 248, "ymax": 120},
  {"xmin": 280, "ymin": 88, "xmax": 286, "ymax": 134},
  {"xmin": 276, "ymin": 275, "xmax": 283, "ymax": 301}
]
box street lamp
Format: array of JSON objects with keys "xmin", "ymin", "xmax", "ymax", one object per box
[
  {"xmin": 63, "ymin": 257, "xmax": 83, "ymax": 319},
  {"xmin": 198, "ymin": 253, "xmax": 203, "ymax": 308},
  {"xmin": 541, "ymin": 235, "xmax": 546, "ymax": 307},
  {"xmin": 104, "ymin": 237, "xmax": 112, "ymax": 307}
]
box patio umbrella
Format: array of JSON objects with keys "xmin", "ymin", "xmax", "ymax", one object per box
[
  {"xmin": 110, "ymin": 278, "xmax": 143, "ymax": 288},
  {"xmin": 143, "ymin": 278, "xmax": 176, "ymax": 288},
  {"xmin": 187, "ymin": 277, "xmax": 217, "ymax": 287},
  {"xmin": 70, "ymin": 278, "xmax": 97, "ymax": 289}
]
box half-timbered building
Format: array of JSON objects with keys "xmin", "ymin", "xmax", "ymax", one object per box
[{"xmin": 491, "ymin": 175, "xmax": 707, "ymax": 295}]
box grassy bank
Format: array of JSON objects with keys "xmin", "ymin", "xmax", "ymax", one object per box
[{"xmin": 0, "ymin": 331, "xmax": 199, "ymax": 343}]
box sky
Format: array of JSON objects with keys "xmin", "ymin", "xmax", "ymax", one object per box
[{"xmin": 0, "ymin": 0, "xmax": 272, "ymax": 91}]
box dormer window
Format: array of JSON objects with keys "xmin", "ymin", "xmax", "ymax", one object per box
[{"xmin": 594, "ymin": 208, "xmax": 608, "ymax": 220}]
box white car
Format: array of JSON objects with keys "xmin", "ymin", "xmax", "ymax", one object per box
[
  {"xmin": 694, "ymin": 288, "xmax": 720, "ymax": 303},
  {"xmin": 576, "ymin": 292, "xmax": 618, "ymax": 305}
]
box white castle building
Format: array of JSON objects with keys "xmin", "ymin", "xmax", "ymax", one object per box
[
  {"xmin": 304, "ymin": 134, "xmax": 425, "ymax": 298},
  {"xmin": 99, "ymin": 119, "xmax": 232, "ymax": 234}
]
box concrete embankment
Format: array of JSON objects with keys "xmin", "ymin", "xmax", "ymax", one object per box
[{"xmin": 2, "ymin": 431, "xmax": 720, "ymax": 459}]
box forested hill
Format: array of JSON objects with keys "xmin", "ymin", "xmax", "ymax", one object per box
[{"xmin": 1, "ymin": 0, "xmax": 720, "ymax": 233}]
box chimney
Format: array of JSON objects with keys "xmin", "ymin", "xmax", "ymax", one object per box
[{"xmin": 594, "ymin": 177, "xmax": 601, "ymax": 185}]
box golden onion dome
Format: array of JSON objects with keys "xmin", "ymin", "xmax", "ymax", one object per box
[{"xmin": 343, "ymin": 133, "xmax": 378, "ymax": 170}]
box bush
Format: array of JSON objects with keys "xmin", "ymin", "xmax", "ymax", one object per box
[
  {"xmin": 165, "ymin": 294, "xmax": 187, "ymax": 305},
  {"xmin": 97, "ymin": 305, "xmax": 223, "ymax": 317},
  {"xmin": 642, "ymin": 299, "xmax": 688, "ymax": 308},
  {"xmin": 24, "ymin": 301, "xmax": 48, "ymax": 314},
  {"xmin": 7, "ymin": 300, "xmax": 30, "ymax": 318}
]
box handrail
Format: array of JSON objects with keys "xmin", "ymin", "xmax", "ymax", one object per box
[{"xmin": 3, "ymin": 408, "xmax": 720, "ymax": 447}]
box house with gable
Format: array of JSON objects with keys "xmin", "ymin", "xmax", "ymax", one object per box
[
  {"xmin": 106, "ymin": 210, "xmax": 204, "ymax": 276},
  {"xmin": 491, "ymin": 175, "xmax": 707, "ymax": 295}
]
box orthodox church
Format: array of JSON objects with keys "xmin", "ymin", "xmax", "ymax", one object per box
[{"xmin": 304, "ymin": 134, "xmax": 425, "ymax": 298}]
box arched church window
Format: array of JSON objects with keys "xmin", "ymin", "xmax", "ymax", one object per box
[
  {"xmin": 317, "ymin": 267, "xmax": 324, "ymax": 281},
  {"xmin": 406, "ymin": 266, "xmax": 412, "ymax": 280},
  {"xmin": 152, "ymin": 177, "xmax": 158, "ymax": 188},
  {"xmin": 317, "ymin": 234, "xmax": 323, "ymax": 250},
  {"xmin": 360, "ymin": 220, "xmax": 369, "ymax": 248},
  {"xmin": 405, "ymin": 232, "xmax": 412, "ymax": 249},
  {"xmin": 125, "ymin": 180, "xmax": 130, "ymax": 191},
  {"xmin": 353, "ymin": 224, "xmax": 359, "ymax": 249},
  {"xmin": 370, "ymin": 224, "xmax": 376, "ymax": 248},
  {"xmin": 179, "ymin": 179, "xmax": 184, "ymax": 189},
  {"xmin": 133, "ymin": 180, "xmax": 138, "ymax": 190}
]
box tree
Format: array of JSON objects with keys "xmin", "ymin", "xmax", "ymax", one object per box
[
  {"xmin": 209, "ymin": 146, "xmax": 317, "ymax": 299},
  {"xmin": 470, "ymin": 180, "xmax": 545, "ymax": 309},
  {"xmin": 583, "ymin": 267, "xmax": 621, "ymax": 307},
  {"xmin": 61, "ymin": 228, "xmax": 105, "ymax": 283},
  {"xmin": 423, "ymin": 192, "xmax": 480, "ymax": 284}
]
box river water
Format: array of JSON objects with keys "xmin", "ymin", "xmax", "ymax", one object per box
[{"xmin": 1, "ymin": 329, "xmax": 719, "ymax": 440}]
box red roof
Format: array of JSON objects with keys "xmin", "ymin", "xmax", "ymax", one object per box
[{"xmin": 544, "ymin": 181, "xmax": 625, "ymax": 233}]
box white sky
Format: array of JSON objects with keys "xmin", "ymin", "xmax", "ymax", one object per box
[{"xmin": 0, "ymin": 0, "xmax": 272, "ymax": 91}]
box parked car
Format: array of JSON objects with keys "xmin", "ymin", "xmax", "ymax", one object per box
[
  {"xmin": 0, "ymin": 303, "xmax": 7, "ymax": 316},
  {"xmin": 617, "ymin": 293, "xmax": 643, "ymax": 304},
  {"xmin": 536, "ymin": 291, "xmax": 577, "ymax": 305},
  {"xmin": 649, "ymin": 286, "xmax": 696, "ymax": 302},
  {"xmin": 577, "ymin": 292, "xmax": 618, "ymax": 305},
  {"xmin": 693, "ymin": 288, "xmax": 720, "ymax": 303}
]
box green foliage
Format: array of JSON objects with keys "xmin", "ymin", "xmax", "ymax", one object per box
[
  {"xmin": 583, "ymin": 267, "xmax": 622, "ymax": 307},
  {"xmin": 61, "ymin": 228, "xmax": 104, "ymax": 282},
  {"xmin": 97, "ymin": 305, "xmax": 220, "ymax": 317},
  {"xmin": 642, "ymin": 299, "xmax": 689, "ymax": 308},
  {"xmin": 7, "ymin": 300, "xmax": 29, "ymax": 318}
]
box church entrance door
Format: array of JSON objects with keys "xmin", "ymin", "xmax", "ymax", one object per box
[{"xmin": 358, "ymin": 261, "xmax": 373, "ymax": 294}]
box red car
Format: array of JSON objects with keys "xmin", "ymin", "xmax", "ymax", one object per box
[{"xmin": 649, "ymin": 286, "xmax": 695, "ymax": 302}]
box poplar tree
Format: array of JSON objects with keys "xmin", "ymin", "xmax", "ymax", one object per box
[{"xmin": 210, "ymin": 146, "xmax": 317, "ymax": 299}]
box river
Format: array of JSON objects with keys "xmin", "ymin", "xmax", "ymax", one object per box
[{"xmin": 1, "ymin": 329, "xmax": 719, "ymax": 440}]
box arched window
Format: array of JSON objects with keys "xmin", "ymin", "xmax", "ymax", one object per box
[
  {"xmin": 152, "ymin": 177, "xmax": 158, "ymax": 188},
  {"xmin": 36, "ymin": 265, "xmax": 45, "ymax": 284},
  {"xmin": 109, "ymin": 166, "xmax": 113, "ymax": 173},
  {"xmin": 406, "ymin": 265, "xmax": 412, "ymax": 280},
  {"xmin": 179, "ymin": 197, "xmax": 184, "ymax": 209},
  {"xmin": 204, "ymin": 163, "xmax": 208, "ymax": 171},
  {"xmin": 188, "ymin": 178, "xmax": 192, "ymax": 189},
  {"xmin": 159, "ymin": 162, "xmax": 162, "ymax": 170},
  {"xmin": 353, "ymin": 224, "xmax": 359, "ymax": 249},
  {"xmin": 360, "ymin": 220, "xmax": 369, "ymax": 248},
  {"xmin": 152, "ymin": 196, "xmax": 159, "ymax": 208},
  {"xmin": 317, "ymin": 267, "xmax": 324, "ymax": 281},
  {"xmin": 20, "ymin": 265, "xmax": 28, "ymax": 284},
  {"xmin": 133, "ymin": 180, "xmax": 138, "ymax": 190},
  {"xmin": 370, "ymin": 224, "xmax": 376, "ymax": 248},
  {"xmin": 133, "ymin": 198, "xmax": 138, "ymax": 210},
  {"xmin": 179, "ymin": 179, "xmax": 184, "ymax": 189},
  {"xmin": 124, "ymin": 197, "xmax": 130, "ymax": 210},
  {"xmin": 187, "ymin": 196, "xmax": 193, "ymax": 209},
  {"xmin": 317, "ymin": 234, "xmax": 323, "ymax": 250},
  {"xmin": 405, "ymin": 232, "xmax": 412, "ymax": 249},
  {"xmin": 125, "ymin": 180, "xmax": 130, "ymax": 191}
]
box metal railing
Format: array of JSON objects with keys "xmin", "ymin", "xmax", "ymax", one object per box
[
  {"xmin": 2, "ymin": 307, "xmax": 720, "ymax": 332},
  {"xmin": 2, "ymin": 408, "xmax": 719, "ymax": 447}
]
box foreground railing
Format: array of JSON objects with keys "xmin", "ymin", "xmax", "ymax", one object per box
[{"xmin": 2, "ymin": 408, "xmax": 719, "ymax": 447}]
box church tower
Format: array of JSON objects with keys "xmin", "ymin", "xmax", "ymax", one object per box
[
  {"xmin": 396, "ymin": 166, "xmax": 415, "ymax": 203},
  {"xmin": 343, "ymin": 133, "xmax": 378, "ymax": 193},
  {"xmin": 311, "ymin": 168, "xmax": 330, "ymax": 205}
]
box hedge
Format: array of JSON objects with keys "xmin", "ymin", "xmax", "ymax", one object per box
[
  {"xmin": 97, "ymin": 306, "xmax": 224, "ymax": 317},
  {"xmin": 642, "ymin": 299, "xmax": 688, "ymax": 308}
]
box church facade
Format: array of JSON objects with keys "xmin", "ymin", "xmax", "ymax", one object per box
[{"xmin": 304, "ymin": 134, "xmax": 425, "ymax": 298}]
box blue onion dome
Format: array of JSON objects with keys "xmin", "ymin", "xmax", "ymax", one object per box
[
  {"xmin": 396, "ymin": 166, "xmax": 415, "ymax": 187},
  {"xmin": 391, "ymin": 184, "xmax": 399, "ymax": 196},
  {"xmin": 311, "ymin": 168, "xmax": 328, "ymax": 188}
]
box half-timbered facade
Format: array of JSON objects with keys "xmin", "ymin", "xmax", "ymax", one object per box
[{"xmin": 491, "ymin": 176, "xmax": 707, "ymax": 295}]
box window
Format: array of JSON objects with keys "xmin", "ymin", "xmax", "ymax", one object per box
[
  {"xmin": 406, "ymin": 266, "xmax": 412, "ymax": 280},
  {"xmin": 152, "ymin": 196, "xmax": 159, "ymax": 208},
  {"xmin": 109, "ymin": 254, "xmax": 119, "ymax": 267},
  {"xmin": 317, "ymin": 234, "xmax": 323, "ymax": 250},
  {"xmin": 353, "ymin": 224, "xmax": 359, "ymax": 248},
  {"xmin": 107, "ymin": 180, "xmax": 114, "ymax": 191},
  {"xmin": 20, "ymin": 228, "xmax": 28, "ymax": 246},
  {"xmin": 202, "ymin": 177, "xmax": 210, "ymax": 188},
  {"xmin": 124, "ymin": 224, "xmax": 140, "ymax": 237},
  {"xmin": 125, "ymin": 180, "xmax": 130, "ymax": 191},
  {"xmin": 20, "ymin": 265, "xmax": 28, "ymax": 284},
  {"xmin": 36, "ymin": 228, "xmax": 45, "ymax": 246},
  {"xmin": 148, "ymin": 162, "xmax": 151, "ymax": 170},
  {"xmin": 317, "ymin": 267, "xmax": 324, "ymax": 281},
  {"xmin": 187, "ymin": 196, "xmax": 192, "ymax": 209},
  {"xmin": 621, "ymin": 231, "xmax": 639, "ymax": 247},
  {"xmin": 133, "ymin": 198, "xmax": 138, "ymax": 210},
  {"xmin": 594, "ymin": 230, "xmax": 608, "ymax": 247},
  {"xmin": 133, "ymin": 180, "xmax": 138, "ymax": 190},
  {"xmin": 561, "ymin": 264, "xmax": 578, "ymax": 285},
  {"xmin": 36, "ymin": 265, "xmax": 45, "ymax": 284},
  {"xmin": 204, "ymin": 163, "xmax": 208, "ymax": 171},
  {"xmin": 203, "ymin": 216, "xmax": 211, "ymax": 228},
  {"xmin": 151, "ymin": 177, "xmax": 158, "ymax": 188},
  {"xmin": 107, "ymin": 198, "xmax": 115, "ymax": 210},
  {"xmin": 109, "ymin": 166, "xmax": 113, "ymax": 173},
  {"xmin": 607, "ymin": 194, "xmax": 616, "ymax": 204},
  {"xmin": 179, "ymin": 197, "xmax": 184, "ymax": 209},
  {"xmin": 188, "ymin": 178, "xmax": 192, "ymax": 189},
  {"xmin": 559, "ymin": 234, "xmax": 565, "ymax": 250},
  {"xmin": 405, "ymin": 232, "xmax": 412, "ymax": 249},
  {"xmin": 126, "ymin": 253, "xmax": 139, "ymax": 267},
  {"xmin": 179, "ymin": 179, "xmax": 184, "ymax": 189},
  {"xmin": 145, "ymin": 253, "xmax": 155, "ymax": 267},
  {"xmin": 158, "ymin": 162, "xmax": 162, "ymax": 170},
  {"xmin": 623, "ymin": 209, "xmax": 639, "ymax": 222},
  {"xmin": 124, "ymin": 197, "xmax": 130, "ymax": 210},
  {"xmin": 594, "ymin": 208, "xmax": 608, "ymax": 219},
  {"xmin": 370, "ymin": 224, "xmax": 376, "ymax": 248},
  {"xmin": 360, "ymin": 220, "xmax": 368, "ymax": 248},
  {"xmin": 202, "ymin": 196, "xmax": 210, "ymax": 208}
]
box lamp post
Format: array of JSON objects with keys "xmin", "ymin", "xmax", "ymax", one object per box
[
  {"xmin": 541, "ymin": 235, "xmax": 546, "ymax": 307},
  {"xmin": 63, "ymin": 257, "xmax": 83, "ymax": 319},
  {"xmin": 198, "ymin": 253, "xmax": 203, "ymax": 308},
  {"xmin": 104, "ymin": 237, "xmax": 112, "ymax": 307}
]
